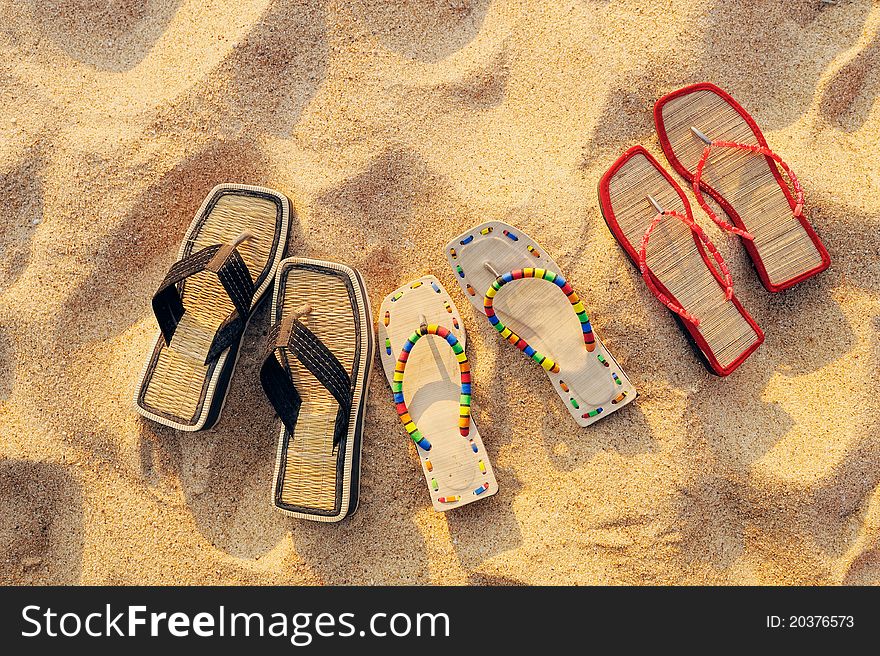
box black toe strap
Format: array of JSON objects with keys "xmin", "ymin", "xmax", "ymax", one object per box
[
  {"xmin": 152, "ymin": 242, "xmax": 255, "ymax": 364},
  {"xmin": 260, "ymin": 315, "xmax": 353, "ymax": 449}
]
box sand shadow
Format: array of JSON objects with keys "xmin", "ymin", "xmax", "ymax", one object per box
[
  {"xmin": 0, "ymin": 459, "xmax": 83, "ymax": 584},
  {"xmin": 142, "ymin": 306, "xmax": 432, "ymax": 581},
  {"xmin": 467, "ymin": 572, "xmax": 527, "ymax": 585},
  {"xmin": 841, "ymin": 396, "xmax": 880, "ymax": 586},
  {"xmin": 290, "ymin": 498, "xmax": 432, "ymax": 584},
  {"xmin": 819, "ymin": 31, "xmax": 880, "ymax": 131},
  {"xmin": 0, "ymin": 326, "xmax": 13, "ymax": 403},
  {"xmin": 812, "ymin": 199, "xmax": 880, "ymax": 296},
  {"xmin": 545, "ymin": 397, "xmax": 656, "ymax": 470},
  {"xmin": 683, "ymin": 270, "xmax": 854, "ymax": 474},
  {"xmin": 147, "ymin": 299, "xmax": 294, "ymax": 559},
  {"xmin": 217, "ymin": 0, "xmax": 329, "ymax": 137},
  {"xmin": 755, "ymin": 273, "xmax": 855, "ymax": 376},
  {"xmin": 23, "ymin": 0, "xmax": 183, "ymax": 72},
  {"xmin": 844, "ymin": 549, "xmax": 880, "ymax": 585},
  {"xmin": 579, "ymin": 67, "xmax": 677, "ymax": 171},
  {"xmin": 0, "ymin": 155, "xmax": 43, "ymax": 294},
  {"xmin": 675, "ymin": 472, "xmax": 747, "ymax": 574},
  {"xmin": 307, "ymin": 146, "xmax": 480, "ymax": 282},
  {"xmin": 445, "ymin": 475, "xmax": 524, "ymax": 571},
  {"xmin": 289, "ymin": 367, "xmax": 433, "ymax": 584},
  {"xmin": 801, "ymin": 317, "xmax": 880, "ymax": 571},
  {"xmin": 313, "ymin": 147, "xmax": 433, "ymax": 255},
  {"xmin": 346, "ymin": 0, "xmax": 491, "ymax": 62},
  {"xmin": 59, "ymin": 139, "xmax": 272, "ymax": 344},
  {"xmin": 431, "ymin": 45, "xmax": 510, "ymax": 109},
  {"xmin": 692, "ymin": 0, "xmax": 873, "ymax": 130},
  {"xmin": 722, "ymin": 412, "xmax": 880, "ymax": 584},
  {"xmin": 443, "ymin": 332, "xmax": 524, "ymax": 568},
  {"xmin": 138, "ymin": 204, "xmax": 305, "ymax": 559},
  {"xmin": 678, "ymin": 195, "xmax": 879, "ymax": 575}
]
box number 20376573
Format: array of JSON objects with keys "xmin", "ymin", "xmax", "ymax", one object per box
[{"xmin": 767, "ymin": 616, "xmax": 854, "ymax": 629}]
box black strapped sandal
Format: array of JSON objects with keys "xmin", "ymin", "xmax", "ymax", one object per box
[
  {"xmin": 134, "ymin": 184, "xmax": 291, "ymax": 431},
  {"xmin": 261, "ymin": 258, "xmax": 373, "ymax": 522}
]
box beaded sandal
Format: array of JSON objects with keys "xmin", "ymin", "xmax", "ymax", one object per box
[
  {"xmin": 378, "ymin": 276, "xmax": 498, "ymax": 511},
  {"xmin": 261, "ymin": 258, "xmax": 373, "ymax": 521},
  {"xmin": 654, "ymin": 82, "xmax": 830, "ymax": 292},
  {"xmin": 134, "ymin": 184, "xmax": 291, "ymax": 431},
  {"xmin": 446, "ymin": 222, "xmax": 636, "ymax": 427},
  {"xmin": 599, "ymin": 146, "xmax": 764, "ymax": 376}
]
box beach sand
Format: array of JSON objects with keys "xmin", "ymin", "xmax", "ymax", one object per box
[{"xmin": 1, "ymin": 0, "xmax": 878, "ymax": 585}]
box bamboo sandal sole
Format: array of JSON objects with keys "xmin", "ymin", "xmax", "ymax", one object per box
[
  {"xmin": 263, "ymin": 258, "xmax": 373, "ymax": 522},
  {"xmin": 379, "ymin": 276, "xmax": 498, "ymax": 512},
  {"xmin": 655, "ymin": 82, "xmax": 830, "ymax": 292},
  {"xmin": 134, "ymin": 183, "xmax": 291, "ymax": 431},
  {"xmin": 599, "ymin": 146, "xmax": 764, "ymax": 376},
  {"xmin": 446, "ymin": 221, "xmax": 636, "ymax": 427}
]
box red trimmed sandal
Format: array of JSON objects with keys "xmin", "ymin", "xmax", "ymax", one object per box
[
  {"xmin": 599, "ymin": 146, "xmax": 764, "ymax": 376},
  {"xmin": 654, "ymin": 82, "xmax": 830, "ymax": 292}
]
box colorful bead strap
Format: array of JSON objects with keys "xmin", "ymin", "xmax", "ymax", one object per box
[
  {"xmin": 392, "ymin": 324, "xmax": 471, "ymax": 451},
  {"xmin": 483, "ymin": 268, "xmax": 595, "ymax": 374},
  {"xmin": 693, "ymin": 139, "xmax": 805, "ymax": 241},
  {"xmin": 639, "ymin": 210, "xmax": 734, "ymax": 327}
]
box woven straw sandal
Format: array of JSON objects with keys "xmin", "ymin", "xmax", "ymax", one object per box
[
  {"xmin": 446, "ymin": 222, "xmax": 636, "ymax": 427},
  {"xmin": 378, "ymin": 276, "xmax": 498, "ymax": 512},
  {"xmin": 134, "ymin": 184, "xmax": 290, "ymax": 431},
  {"xmin": 654, "ymin": 82, "xmax": 830, "ymax": 292},
  {"xmin": 261, "ymin": 258, "xmax": 373, "ymax": 522},
  {"xmin": 599, "ymin": 146, "xmax": 764, "ymax": 376}
]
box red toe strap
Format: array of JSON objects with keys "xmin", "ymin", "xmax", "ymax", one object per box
[
  {"xmin": 693, "ymin": 140, "xmax": 805, "ymax": 240},
  {"xmin": 638, "ymin": 210, "xmax": 734, "ymax": 328}
]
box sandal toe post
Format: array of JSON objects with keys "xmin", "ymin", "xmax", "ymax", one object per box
[
  {"xmin": 379, "ymin": 276, "xmax": 498, "ymax": 512},
  {"xmin": 134, "ymin": 184, "xmax": 291, "ymax": 431},
  {"xmin": 599, "ymin": 146, "xmax": 763, "ymax": 376},
  {"xmin": 446, "ymin": 222, "xmax": 636, "ymax": 426},
  {"xmin": 263, "ymin": 258, "xmax": 373, "ymax": 522},
  {"xmin": 654, "ymin": 83, "xmax": 830, "ymax": 292}
]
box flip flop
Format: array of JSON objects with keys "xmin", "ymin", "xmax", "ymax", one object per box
[
  {"xmin": 378, "ymin": 276, "xmax": 498, "ymax": 512},
  {"xmin": 599, "ymin": 146, "xmax": 764, "ymax": 376},
  {"xmin": 654, "ymin": 82, "xmax": 830, "ymax": 292},
  {"xmin": 135, "ymin": 184, "xmax": 290, "ymax": 431},
  {"xmin": 260, "ymin": 258, "xmax": 373, "ymax": 521},
  {"xmin": 445, "ymin": 222, "xmax": 636, "ymax": 427}
]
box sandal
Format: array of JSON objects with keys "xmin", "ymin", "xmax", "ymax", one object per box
[
  {"xmin": 261, "ymin": 258, "xmax": 373, "ymax": 521},
  {"xmin": 446, "ymin": 222, "xmax": 636, "ymax": 426},
  {"xmin": 378, "ymin": 276, "xmax": 498, "ymax": 511},
  {"xmin": 599, "ymin": 145, "xmax": 764, "ymax": 376},
  {"xmin": 654, "ymin": 82, "xmax": 830, "ymax": 292},
  {"xmin": 134, "ymin": 184, "xmax": 290, "ymax": 430}
]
